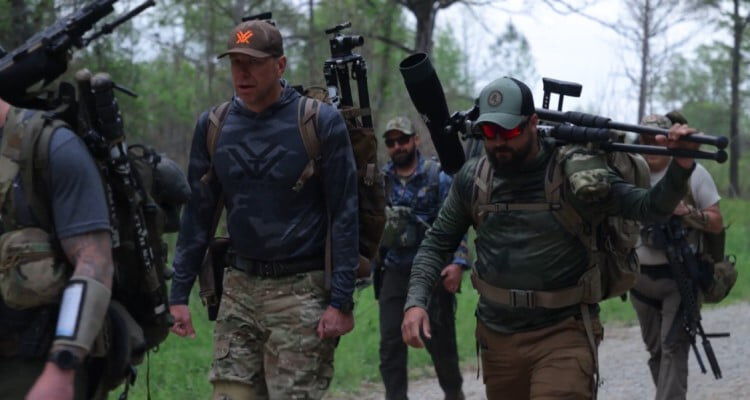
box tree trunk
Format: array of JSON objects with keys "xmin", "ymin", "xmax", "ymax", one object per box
[
  {"xmin": 9, "ymin": 0, "xmax": 34, "ymax": 48},
  {"xmin": 729, "ymin": 0, "xmax": 743, "ymax": 197},
  {"xmin": 373, "ymin": 7, "xmax": 397, "ymax": 130},
  {"xmin": 413, "ymin": 1, "xmax": 438, "ymax": 53},
  {"xmin": 637, "ymin": 0, "xmax": 651, "ymax": 123},
  {"xmin": 206, "ymin": 0, "xmax": 217, "ymax": 100},
  {"xmin": 307, "ymin": 0, "xmax": 317, "ymax": 85}
]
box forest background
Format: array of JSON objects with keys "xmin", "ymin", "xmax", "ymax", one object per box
[{"xmin": 2, "ymin": 0, "xmax": 750, "ymax": 398}]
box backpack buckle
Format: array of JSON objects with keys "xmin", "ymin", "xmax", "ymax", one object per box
[{"xmin": 509, "ymin": 289, "xmax": 535, "ymax": 308}]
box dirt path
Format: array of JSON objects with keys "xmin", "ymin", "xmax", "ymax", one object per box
[{"xmin": 341, "ymin": 302, "xmax": 749, "ymax": 400}]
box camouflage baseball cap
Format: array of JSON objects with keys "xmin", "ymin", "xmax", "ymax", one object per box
[
  {"xmin": 475, "ymin": 77, "xmax": 535, "ymax": 129},
  {"xmin": 217, "ymin": 20, "xmax": 284, "ymax": 59},
  {"xmin": 383, "ymin": 116, "xmax": 415, "ymax": 137},
  {"xmin": 641, "ymin": 114, "xmax": 672, "ymax": 129}
]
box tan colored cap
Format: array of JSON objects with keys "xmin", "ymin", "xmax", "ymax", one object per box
[
  {"xmin": 641, "ymin": 114, "xmax": 672, "ymax": 129},
  {"xmin": 383, "ymin": 116, "xmax": 415, "ymax": 137},
  {"xmin": 217, "ymin": 20, "xmax": 283, "ymax": 59}
]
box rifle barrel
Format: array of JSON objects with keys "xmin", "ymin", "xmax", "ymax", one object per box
[{"xmin": 537, "ymin": 109, "xmax": 729, "ymax": 149}]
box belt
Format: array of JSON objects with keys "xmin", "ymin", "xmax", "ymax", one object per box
[{"xmin": 227, "ymin": 253, "xmax": 323, "ymax": 278}]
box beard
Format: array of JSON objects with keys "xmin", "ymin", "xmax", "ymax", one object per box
[
  {"xmin": 391, "ymin": 148, "xmax": 416, "ymax": 167},
  {"xmin": 486, "ymin": 140, "xmax": 533, "ymax": 172}
]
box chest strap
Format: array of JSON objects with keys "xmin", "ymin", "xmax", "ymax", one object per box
[
  {"xmin": 476, "ymin": 202, "xmax": 561, "ymax": 213},
  {"xmin": 470, "ymin": 271, "xmax": 585, "ymax": 309}
]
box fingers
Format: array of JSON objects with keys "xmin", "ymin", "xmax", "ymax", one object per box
[
  {"xmin": 401, "ymin": 309, "xmax": 427, "ymax": 348},
  {"xmin": 421, "ymin": 315, "xmax": 432, "ymax": 340},
  {"xmin": 317, "ymin": 318, "xmax": 327, "ymax": 339}
]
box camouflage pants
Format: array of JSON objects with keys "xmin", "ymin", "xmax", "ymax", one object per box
[{"xmin": 210, "ymin": 268, "xmax": 337, "ymax": 400}]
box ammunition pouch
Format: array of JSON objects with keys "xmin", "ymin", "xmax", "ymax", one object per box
[
  {"xmin": 381, "ymin": 205, "xmax": 427, "ymax": 249},
  {"xmin": 0, "ymin": 227, "xmax": 68, "ymax": 310},
  {"xmin": 703, "ymin": 255, "xmax": 737, "ymax": 304}
]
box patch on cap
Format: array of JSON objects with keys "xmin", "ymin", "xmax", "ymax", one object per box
[
  {"xmin": 235, "ymin": 30, "xmax": 254, "ymax": 44},
  {"xmin": 487, "ymin": 90, "xmax": 503, "ymax": 107},
  {"xmin": 641, "ymin": 114, "xmax": 672, "ymax": 129}
]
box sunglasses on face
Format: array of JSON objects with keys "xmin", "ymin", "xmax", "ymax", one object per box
[
  {"xmin": 385, "ymin": 135, "xmax": 412, "ymax": 148},
  {"xmin": 478, "ymin": 121, "xmax": 526, "ymax": 141}
]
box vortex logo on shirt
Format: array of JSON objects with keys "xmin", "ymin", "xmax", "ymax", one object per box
[{"xmin": 227, "ymin": 142, "xmax": 287, "ymax": 179}]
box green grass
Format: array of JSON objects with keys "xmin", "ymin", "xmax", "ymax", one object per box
[{"xmin": 114, "ymin": 199, "xmax": 750, "ymax": 399}]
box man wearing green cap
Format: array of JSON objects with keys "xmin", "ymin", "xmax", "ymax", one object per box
[
  {"xmin": 169, "ymin": 19, "xmax": 360, "ymax": 400},
  {"xmin": 377, "ymin": 116, "xmax": 469, "ymax": 400},
  {"xmin": 402, "ymin": 77, "xmax": 703, "ymax": 399},
  {"xmin": 631, "ymin": 112, "xmax": 724, "ymax": 400}
]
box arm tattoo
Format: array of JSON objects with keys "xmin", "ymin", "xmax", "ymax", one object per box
[{"xmin": 60, "ymin": 230, "xmax": 114, "ymax": 288}]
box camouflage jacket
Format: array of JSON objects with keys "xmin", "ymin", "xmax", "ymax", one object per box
[
  {"xmin": 380, "ymin": 153, "xmax": 470, "ymax": 270},
  {"xmin": 405, "ymin": 137, "xmax": 693, "ymax": 333},
  {"xmin": 170, "ymin": 83, "xmax": 359, "ymax": 308}
]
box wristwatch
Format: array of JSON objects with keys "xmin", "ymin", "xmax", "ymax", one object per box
[{"xmin": 48, "ymin": 349, "xmax": 82, "ymax": 370}]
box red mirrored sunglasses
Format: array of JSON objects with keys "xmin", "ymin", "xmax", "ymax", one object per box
[{"xmin": 478, "ymin": 121, "xmax": 526, "ymax": 141}]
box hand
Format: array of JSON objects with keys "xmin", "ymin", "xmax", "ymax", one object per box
[
  {"xmin": 26, "ymin": 362, "xmax": 75, "ymax": 400},
  {"xmin": 401, "ymin": 307, "xmax": 431, "ymax": 348},
  {"xmin": 316, "ymin": 306, "xmax": 354, "ymax": 339},
  {"xmin": 654, "ymin": 123, "xmax": 699, "ymax": 169},
  {"xmin": 673, "ymin": 201, "xmax": 690, "ymax": 216},
  {"xmin": 441, "ymin": 264, "xmax": 464, "ymax": 293},
  {"xmin": 169, "ymin": 304, "xmax": 196, "ymax": 338}
]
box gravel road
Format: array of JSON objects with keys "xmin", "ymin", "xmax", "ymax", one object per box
[{"xmin": 342, "ymin": 301, "xmax": 749, "ymax": 400}]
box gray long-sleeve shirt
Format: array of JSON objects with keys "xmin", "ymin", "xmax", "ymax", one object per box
[{"xmin": 170, "ymin": 83, "xmax": 359, "ymax": 307}]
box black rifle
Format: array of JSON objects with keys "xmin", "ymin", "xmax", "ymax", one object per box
[
  {"xmin": 649, "ymin": 216, "xmax": 729, "ymax": 379},
  {"xmin": 75, "ymin": 70, "xmax": 172, "ymax": 335},
  {"xmin": 0, "ymin": 0, "xmax": 155, "ymax": 108},
  {"xmin": 399, "ymin": 54, "xmax": 730, "ymax": 172}
]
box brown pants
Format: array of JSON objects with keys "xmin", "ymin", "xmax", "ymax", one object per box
[
  {"xmin": 631, "ymin": 271, "xmax": 692, "ymax": 400},
  {"xmin": 476, "ymin": 316, "xmax": 602, "ymax": 400}
]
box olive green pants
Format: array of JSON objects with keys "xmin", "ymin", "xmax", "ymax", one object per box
[
  {"xmin": 631, "ymin": 271, "xmax": 692, "ymax": 400},
  {"xmin": 0, "ymin": 357, "xmax": 89, "ymax": 400}
]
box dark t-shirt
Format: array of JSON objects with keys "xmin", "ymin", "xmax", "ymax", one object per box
[{"xmin": 5, "ymin": 126, "xmax": 111, "ymax": 238}]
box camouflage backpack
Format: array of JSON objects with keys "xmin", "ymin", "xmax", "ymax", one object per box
[
  {"xmin": 0, "ymin": 106, "xmax": 190, "ymax": 391},
  {"xmin": 470, "ymin": 144, "xmax": 650, "ymax": 307},
  {"xmin": 199, "ymin": 91, "xmax": 385, "ymax": 296}
]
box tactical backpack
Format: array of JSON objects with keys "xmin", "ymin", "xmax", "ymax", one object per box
[
  {"xmin": 470, "ymin": 145, "xmax": 650, "ymax": 306},
  {"xmin": 470, "ymin": 143, "xmax": 650, "ymax": 392},
  {"xmin": 198, "ymin": 92, "xmax": 385, "ymax": 308},
  {"xmin": 0, "ymin": 106, "xmax": 190, "ymax": 393}
]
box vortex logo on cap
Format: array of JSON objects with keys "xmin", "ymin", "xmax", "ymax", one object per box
[
  {"xmin": 236, "ymin": 30, "xmax": 254, "ymax": 44},
  {"xmin": 488, "ymin": 90, "xmax": 503, "ymax": 107}
]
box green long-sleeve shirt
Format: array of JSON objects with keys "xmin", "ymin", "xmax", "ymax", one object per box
[{"xmin": 405, "ymin": 138, "xmax": 694, "ymax": 333}]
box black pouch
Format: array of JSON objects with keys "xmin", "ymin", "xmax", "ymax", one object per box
[{"xmin": 199, "ymin": 237, "xmax": 230, "ymax": 321}]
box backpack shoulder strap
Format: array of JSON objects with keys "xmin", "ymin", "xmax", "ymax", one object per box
[
  {"xmin": 200, "ymin": 101, "xmax": 231, "ymax": 186},
  {"xmin": 293, "ymin": 96, "xmax": 321, "ymax": 192},
  {"xmin": 471, "ymin": 155, "xmax": 493, "ymax": 228},
  {"xmin": 24, "ymin": 114, "xmax": 62, "ymax": 232}
]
